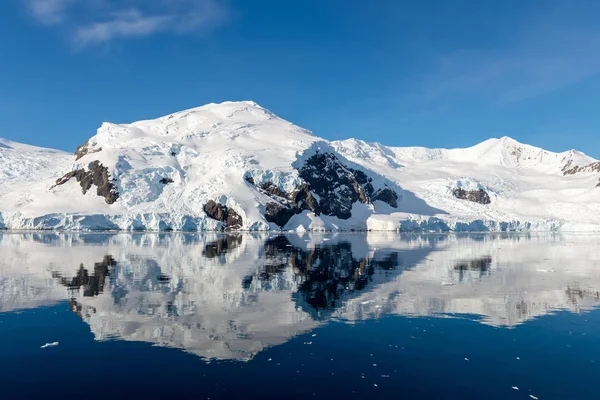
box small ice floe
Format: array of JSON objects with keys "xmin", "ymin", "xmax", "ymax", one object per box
[
  {"xmin": 529, "ymin": 395, "xmax": 539, "ymax": 400},
  {"xmin": 381, "ymin": 375, "xmax": 390, "ymax": 378},
  {"xmin": 267, "ymin": 358, "xmax": 272, "ymax": 362},
  {"xmin": 512, "ymin": 386, "xmax": 519, "ymax": 391},
  {"xmin": 304, "ymin": 342, "xmax": 313, "ymax": 345},
  {"xmin": 361, "ymin": 300, "xmax": 375, "ymax": 305},
  {"xmin": 374, "ymin": 384, "xmax": 378, "ymax": 388},
  {"xmin": 312, "ymin": 334, "xmax": 317, "ymax": 337},
  {"xmin": 464, "ymin": 358, "xmax": 469, "ymax": 361},
  {"xmin": 516, "ymin": 357, "xmax": 520, "ymax": 360},
  {"xmin": 40, "ymin": 342, "xmax": 59, "ymax": 349},
  {"xmin": 441, "ymin": 282, "xmax": 456, "ymax": 286}
]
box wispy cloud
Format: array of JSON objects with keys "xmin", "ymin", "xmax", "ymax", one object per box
[
  {"xmin": 24, "ymin": 0, "xmax": 228, "ymax": 47},
  {"xmin": 27, "ymin": 0, "xmax": 74, "ymax": 25}
]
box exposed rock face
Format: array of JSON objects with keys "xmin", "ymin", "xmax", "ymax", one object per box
[
  {"xmin": 54, "ymin": 161, "xmax": 119, "ymax": 204},
  {"xmin": 563, "ymin": 161, "xmax": 600, "ymax": 188},
  {"xmin": 298, "ymin": 153, "xmax": 372, "ymax": 219},
  {"xmin": 247, "ymin": 152, "xmax": 400, "ymax": 227},
  {"xmin": 74, "ymin": 139, "xmax": 102, "ymax": 161},
  {"xmin": 563, "ymin": 161, "xmax": 600, "ymax": 175},
  {"xmin": 453, "ymin": 188, "xmax": 491, "ymax": 205},
  {"xmin": 159, "ymin": 177, "xmax": 174, "ymax": 184},
  {"xmin": 203, "ymin": 200, "xmax": 243, "ymax": 230},
  {"xmin": 372, "ymin": 188, "xmax": 399, "ymax": 208},
  {"xmin": 265, "ymin": 202, "xmax": 298, "ymax": 227}
]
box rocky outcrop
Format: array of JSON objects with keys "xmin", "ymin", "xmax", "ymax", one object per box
[
  {"xmin": 372, "ymin": 188, "xmax": 399, "ymax": 208},
  {"xmin": 265, "ymin": 202, "xmax": 299, "ymax": 227},
  {"xmin": 563, "ymin": 161, "xmax": 600, "ymax": 188},
  {"xmin": 54, "ymin": 161, "xmax": 119, "ymax": 204},
  {"xmin": 453, "ymin": 188, "xmax": 491, "ymax": 205},
  {"xmin": 74, "ymin": 139, "xmax": 102, "ymax": 161},
  {"xmin": 247, "ymin": 152, "xmax": 400, "ymax": 227},
  {"xmin": 298, "ymin": 153, "xmax": 372, "ymax": 219},
  {"xmin": 203, "ymin": 200, "xmax": 243, "ymax": 230},
  {"xmin": 159, "ymin": 177, "xmax": 174, "ymax": 184},
  {"xmin": 563, "ymin": 161, "xmax": 600, "ymax": 175}
]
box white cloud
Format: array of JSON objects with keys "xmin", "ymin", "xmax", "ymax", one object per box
[
  {"xmin": 27, "ymin": 0, "xmax": 75, "ymax": 25},
  {"xmin": 24, "ymin": 0, "xmax": 228, "ymax": 46},
  {"xmin": 74, "ymin": 9, "xmax": 173, "ymax": 46}
]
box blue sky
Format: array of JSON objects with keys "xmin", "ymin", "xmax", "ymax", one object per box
[{"xmin": 1, "ymin": 0, "xmax": 600, "ymax": 157}]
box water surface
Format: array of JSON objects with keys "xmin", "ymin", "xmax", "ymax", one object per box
[{"xmin": 1, "ymin": 232, "xmax": 600, "ymax": 399}]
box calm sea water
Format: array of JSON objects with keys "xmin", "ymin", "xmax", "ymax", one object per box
[{"xmin": 1, "ymin": 232, "xmax": 600, "ymax": 399}]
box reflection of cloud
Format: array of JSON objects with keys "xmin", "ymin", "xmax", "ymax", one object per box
[
  {"xmin": 1, "ymin": 232, "xmax": 600, "ymax": 361},
  {"xmin": 23, "ymin": 0, "xmax": 228, "ymax": 47}
]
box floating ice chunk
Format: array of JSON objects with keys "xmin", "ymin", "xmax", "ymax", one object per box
[
  {"xmin": 40, "ymin": 342, "xmax": 59, "ymax": 349},
  {"xmin": 512, "ymin": 386, "xmax": 519, "ymax": 391},
  {"xmin": 529, "ymin": 395, "xmax": 538, "ymax": 400}
]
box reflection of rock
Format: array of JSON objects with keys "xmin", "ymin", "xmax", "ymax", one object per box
[
  {"xmin": 203, "ymin": 235, "xmax": 243, "ymax": 258},
  {"xmin": 453, "ymin": 188, "xmax": 491, "ymax": 204},
  {"xmin": 55, "ymin": 255, "xmax": 115, "ymax": 296},
  {"xmin": 454, "ymin": 256, "xmax": 492, "ymax": 271},
  {"xmin": 2, "ymin": 232, "xmax": 600, "ymax": 361}
]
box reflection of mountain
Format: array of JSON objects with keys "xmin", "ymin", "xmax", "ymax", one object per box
[{"xmin": 1, "ymin": 233, "xmax": 600, "ymax": 360}]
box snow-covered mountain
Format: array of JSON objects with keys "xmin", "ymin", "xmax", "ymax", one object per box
[{"xmin": 1, "ymin": 101, "xmax": 599, "ymax": 232}]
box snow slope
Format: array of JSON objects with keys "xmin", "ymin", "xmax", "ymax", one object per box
[{"xmin": 0, "ymin": 101, "xmax": 599, "ymax": 231}]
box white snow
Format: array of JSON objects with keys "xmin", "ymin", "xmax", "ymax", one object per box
[{"xmin": 1, "ymin": 101, "xmax": 599, "ymax": 231}]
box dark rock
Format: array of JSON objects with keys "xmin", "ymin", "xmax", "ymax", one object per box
[
  {"xmin": 265, "ymin": 202, "xmax": 299, "ymax": 227},
  {"xmin": 298, "ymin": 153, "xmax": 370, "ymax": 219},
  {"xmin": 261, "ymin": 182, "xmax": 288, "ymax": 198},
  {"xmin": 289, "ymin": 183, "xmax": 319, "ymax": 213},
  {"xmin": 246, "ymin": 152, "xmax": 399, "ymax": 226},
  {"xmin": 74, "ymin": 139, "xmax": 102, "ymax": 161},
  {"xmin": 203, "ymin": 200, "xmax": 244, "ymax": 230},
  {"xmin": 226, "ymin": 209, "xmax": 243, "ymax": 230},
  {"xmin": 372, "ymin": 188, "xmax": 399, "ymax": 208},
  {"xmin": 159, "ymin": 177, "xmax": 174, "ymax": 184},
  {"xmin": 453, "ymin": 188, "xmax": 491, "ymax": 205},
  {"xmin": 204, "ymin": 200, "xmax": 228, "ymax": 222},
  {"xmin": 54, "ymin": 161, "xmax": 119, "ymax": 204}
]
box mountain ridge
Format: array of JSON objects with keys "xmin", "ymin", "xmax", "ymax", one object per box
[{"xmin": 0, "ymin": 101, "xmax": 599, "ymax": 232}]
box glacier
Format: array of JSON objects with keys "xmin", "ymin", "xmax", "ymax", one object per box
[{"xmin": 1, "ymin": 101, "xmax": 599, "ymax": 232}]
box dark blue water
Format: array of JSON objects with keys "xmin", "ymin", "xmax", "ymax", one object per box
[{"xmin": 1, "ymin": 233, "xmax": 599, "ymax": 399}]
